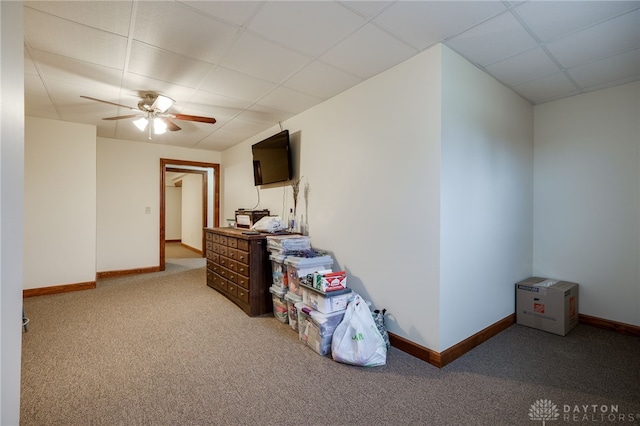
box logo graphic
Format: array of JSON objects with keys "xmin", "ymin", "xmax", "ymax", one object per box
[
  {"xmin": 529, "ymin": 399, "xmax": 560, "ymax": 425},
  {"xmin": 534, "ymin": 303, "xmax": 545, "ymax": 313}
]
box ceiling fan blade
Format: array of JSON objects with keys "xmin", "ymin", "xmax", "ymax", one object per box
[
  {"xmin": 172, "ymin": 113, "xmax": 216, "ymax": 124},
  {"xmin": 151, "ymin": 95, "xmax": 175, "ymax": 113},
  {"xmin": 80, "ymin": 95, "xmax": 137, "ymax": 111},
  {"xmin": 162, "ymin": 118, "xmax": 181, "ymax": 131},
  {"xmin": 102, "ymin": 114, "xmax": 142, "ymax": 121}
]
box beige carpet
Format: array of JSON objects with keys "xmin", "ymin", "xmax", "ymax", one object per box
[
  {"xmin": 165, "ymin": 242, "xmax": 203, "ymax": 259},
  {"xmin": 20, "ymin": 262, "xmax": 640, "ymax": 425}
]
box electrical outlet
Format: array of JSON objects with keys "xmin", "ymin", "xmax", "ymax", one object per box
[{"xmin": 145, "ymin": 207, "xmax": 151, "ymax": 214}]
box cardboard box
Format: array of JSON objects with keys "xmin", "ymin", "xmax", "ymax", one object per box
[
  {"xmin": 313, "ymin": 271, "xmax": 347, "ymax": 292},
  {"xmin": 516, "ymin": 277, "xmax": 579, "ymax": 336}
]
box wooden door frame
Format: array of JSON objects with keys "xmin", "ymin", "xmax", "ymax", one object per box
[{"xmin": 160, "ymin": 158, "xmax": 220, "ymax": 271}]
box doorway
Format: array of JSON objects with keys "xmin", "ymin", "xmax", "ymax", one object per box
[{"xmin": 159, "ymin": 159, "xmax": 220, "ymax": 271}]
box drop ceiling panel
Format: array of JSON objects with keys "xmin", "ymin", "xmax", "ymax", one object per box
[
  {"xmin": 127, "ymin": 41, "xmax": 214, "ymax": 89},
  {"xmin": 196, "ymin": 118, "xmax": 269, "ymax": 151},
  {"xmin": 568, "ymin": 49, "xmax": 640, "ymax": 88},
  {"xmin": 484, "ymin": 47, "xmax": 560, "ymax": 86},
  {"xmin": 284, "ymin": 61, "xmax": 363, "ymax": 99},
  {"xmin": 513, "ymin": 72, "xmax": 578, "ymax": 104},
  {"xmin": 182, "ymin": 1, "xmax": 264, "ymax": 27},
  {"xmin": 247, "ymin": 1, "xmax": 365, "ymax": 56},
  {"xmin": 257, "ymin": 86, "xmax": 324, "ymax": 115},
  {"xmin": 374, "ymin": 1, "xmax": 506, "ymax": 50},
  {"xmin": 24, "ymin": 74, "xmax": 59, "ymax": 119},
  {"xmin": 514, "ymin": 1, "xmax": 639, "ymax": 43},
  {"xmin": 184, "ymin": 90, "xmax": 250, "ymax": 123},
  {"xmin": 342, "ymin": 1, "xmax": 395, "ymax": 18},
  {"xmin": 446, "ymin": 11, "xmax": 538, "ymax": 66},
  {"xmin": 320, "ymin": 23, "xmax": 417, "ymax": 79},
  {"xmin": 133, "ymin": 1, "xmax": 240, "ymax": 64},
  {"xmin": 24, "ymin": 1, "xmax": 133, "ymax": 36},
  {"xmin": 546, "ymin": 10, "xmax": 640, "ymax": 68},
  {"xmin": 237, "ymin": 104, "xmax": 293, "ymax": 125},
  {"xmin": 199, "ymin": 67, "xmax": 276, "ymax": 103},
  {"xmin": 24, "ymin": 7, "xmax": 127, "ymax": 69},
  {"xmin": 220, "ymin": 32, "xmax": 311, "ymax": 83},
  {"xmin": 30, "ymin": 50, "xmax": 123, "ymax": 91}
]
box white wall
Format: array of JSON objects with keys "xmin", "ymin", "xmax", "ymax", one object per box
[
  {"xmin": 24, "ymin": 117, "xmax": 96, "ymax": 289},
  {"xmin": 439, "ymin": 47, "xmax": 534, "ymax": 350},
  {"xmin": 1, "ymin": 2, "xmax": 24, "ymax": 423},
  {"xmin": 533, "ymin": 82, "xmax": 640, "ymax": 326},
  {"xmin": 165, "ymin": 186, "xmax": 182, "ymax": 240},
  {"xmin": 223, "ymin": 45, "xmax": 443, "ymax": 350},
  {"xmin": 97, "ymin": 137, "xmax": 220, "ymax": 272},
  {"xmin": 181, "ymin": 173, "xmax": 203, "ymax": 251}
]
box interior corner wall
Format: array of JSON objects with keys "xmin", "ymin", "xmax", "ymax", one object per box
[
  {"xmin": 181, "ymin": 173, "xmax": 203, "ymax": 251},
  {"xmin": 24, "ymin": 117, "xmax": 97, "ymax": 290},
  {"xmin": 533, "ymin": 82, "xmax": 640, "ymax": 326},
  {"xmin": 439, "ymin": 46, "xmax": 534, "ymax": 351},
  {"xmin": 96, "ymin": 137, "xmax": 220, "ymax": 272},
  {"xmin": 222, "ymin": 45, "xmax": 443, "ymax": 350}
]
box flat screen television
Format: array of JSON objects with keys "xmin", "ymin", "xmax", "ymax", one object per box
[{"xmin": 251, "ymin": 130, "xmax": 292, "ymax": 186}]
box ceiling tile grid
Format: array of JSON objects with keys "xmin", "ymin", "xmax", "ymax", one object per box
[{"xmin": 22, "ymin": 0, "xmax": 640, "ymax": 151}]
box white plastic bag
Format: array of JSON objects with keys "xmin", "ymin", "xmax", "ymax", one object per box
[{"xmin": 331, "ymin": 295, "xmax": 387, "ymax": 367}]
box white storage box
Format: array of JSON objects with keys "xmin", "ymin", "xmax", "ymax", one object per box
[
  {"xmin": 284, "ymin": 255, "xmax": 334, "ymax": 296},
  {"xmin": 269, "ymin": 254, "xmax": 289, "ymax": 289},
  {"xmin": 266, "ymin": 235, "xmax": 311, "ymax": 253},
  {"xmin": 269, "ymin": 286, "xmax": 288, "ymax": 323},
  {"xmin": 313, "ymin": 271, "xmax": 347, "ymax": 292},
  {"xmin": 284, "ymin": 292, "xmax": 303, "ymax": 331},
  {"xmin": 302, "ymin": 305, "xmax": 346, "ymax": 336},
  {"xmin": 296, "ymin": 302, "xmax": 308, "ymax": 342},
  {"xmin": 301, "ymin": 284, "xmax": 352, "ymax": 314},
  {"xmin": 298, "ymin": 306, "xmax": 346, "ymax": 356}
]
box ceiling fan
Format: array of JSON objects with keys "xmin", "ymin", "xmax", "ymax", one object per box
[{"xmin": 80, "ymin": 94, "xmax": 216, "ymax": 139}]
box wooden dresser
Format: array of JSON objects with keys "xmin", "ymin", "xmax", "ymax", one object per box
[{"xmin": 205, "ymin": 227, "xmax": 272, "ymax": 316}]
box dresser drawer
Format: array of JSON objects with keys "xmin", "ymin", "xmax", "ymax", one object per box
[
  {"xmin": 238, "ymin": 239, "xmax": 249, "ymax": 251},
  {"xmin": 206, "ymin": 250, "xmax": 215, "ymax": 261},
  {"xmin": 236, "ymin": 250, "xmax": 249, "ymax": 264},
  {"xmin": 207, "ymin": 260, "xmax": 215, "ymax": 271},
  {"xmin": 218, "ymin": 276, "xmax": 228, "ymax": 292},
  {"xmin": 237, "ymin": 262, "xmax": 250, "ymax": 277},
  {"xmin": 227, "ymin": 237, "xmax": 238, "ymax": 248},
  {"xmin": 227, "ymin": 269, "xmax": 237, "ymax": 284},
  {"xmin": 212, "ymin": 233, "xmax": 220, "ymax": 243},
  {"xmin": 206, "ymin": 232, "xmax": 214, "ymax": 242},
  {"xmin": 237, "ymin": 286, "xmax": 249, "ymax": 304},
  {"xmin": 227, "ymin": 247, "xmax": 237, "ymax": 260},
  {"xmin": 206, "ymin": 240, "xmax": 214, "ymax": 251},
  {"xmin": 219, "ymin": 245, "xmax": 228, "ymax": 257},
  {"xmin": 237, "ymin": 275, "xmax": 249, "ymax": 290},
  {"xmin": 227, "ymin": 259, "xmax": 237, "ymax": 272},
  {"xmin": 219, "ymin": 235, "xmax": 228, "ymax": 246},
  {"xmin": 206, "ymin": 269, "xmax": 214, "ymax": 287},
  {"xmin": 227, "ymin": 282, "xmax": 238, "ymax": 298},
  {"xmin": 219, "ymin": 256, "xmax": 229, "ymax": 269}
]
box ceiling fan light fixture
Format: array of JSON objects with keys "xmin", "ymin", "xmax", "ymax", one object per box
[
  {"xmin": 152, "ymin": 95, "xmax": 175, "ymax": 113},
  {"xmin": 153, "ymin": 117, "xmax": 167, "ymax": 135},
  {"xmin": 133, "ymin": 117, "xmax": 148, "ymax": 131}
]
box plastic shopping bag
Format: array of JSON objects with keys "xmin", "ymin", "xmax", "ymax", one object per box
[{"xmin": 331, "ymin": 295, "xmax": 387, "ymax": 367}]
